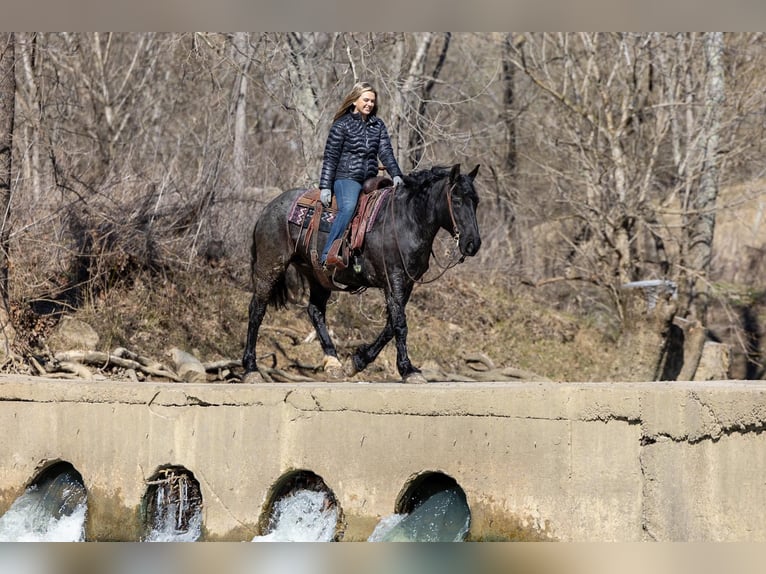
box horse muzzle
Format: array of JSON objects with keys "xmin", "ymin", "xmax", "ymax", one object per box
[{"xmin": 459, "ymin": 234, "xmax": 481, "ymax": 257}]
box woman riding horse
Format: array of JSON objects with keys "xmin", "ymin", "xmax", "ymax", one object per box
[
  {"xmin": 242, "ymin": 162, "xmax": 482, "ymax": 384},
  {"xmin": 318, "ymin": 81, "xmax": 404, "ymax": 269}
]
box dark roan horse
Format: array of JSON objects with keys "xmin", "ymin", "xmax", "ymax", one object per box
[{"xmin": 242, "ymin": 163, "xmax": 481, "ymax": 383}]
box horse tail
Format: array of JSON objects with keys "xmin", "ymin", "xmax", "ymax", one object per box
[
  {"xmin": 270, "ymin": 273, "xmax": 290, "ymax": 309},
  {"xmin": 250, "ymin": 229, "xmax": 290, "ymax": 310}
]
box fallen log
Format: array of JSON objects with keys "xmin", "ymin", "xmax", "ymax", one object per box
[
  {"xmin": 57, "ymin": 361, "xmax": 93, "ymax": 379},
  {"xmin": 464, "ymin": 352, "xmax": 496, "ymax": 372},
  {"xmin": 53, "ymin": 350, "xmax": 181, "ymax": 381},
  {"xmin": 203, "ymin": 359, "xmax": 242, "ymax": 372}
]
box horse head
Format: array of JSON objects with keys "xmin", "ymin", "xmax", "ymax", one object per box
[{"xmin": 446, "ymin": 164, "xmax": 482, "ymax": 257}]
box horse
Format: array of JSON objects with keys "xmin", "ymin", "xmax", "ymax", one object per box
[{"xmin": 241, "ymin": 163, "xmax": 481, "ymax": 383}]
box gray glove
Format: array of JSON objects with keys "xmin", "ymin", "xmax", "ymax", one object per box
[
  {"xmin": 393, "ymin": 175, "xmax": 404, "ymax": 189},
  {"xmin": 320, "ymin": 188, "xmax": 332, "ymax": 207}
]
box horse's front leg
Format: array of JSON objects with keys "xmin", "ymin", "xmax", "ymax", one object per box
[
  {"xmin": 348, "ymin": 320, "xmax": 395, "ymax": 375},
  {"xmin": 386, "ymin": 286, "xmax": 427, "ymax": 383},
  {"xmin": 351, "ymin": 282, "xmax": 426, "ymax": 383},
  {"xmin": 307, "ymin": 283, "xmax": 344, "ymax": 379}
]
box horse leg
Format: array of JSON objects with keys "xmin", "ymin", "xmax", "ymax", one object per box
[
  {"xmin": 242, "ymin": 291, "xmax": 268, "ymax": 382},
  {"xmin": 347, "ymin": 320, "xmax": 395, "ymax": 376},
  {"xmin": 242, "ymin": 258, "xmax": 288, "ymax": 381},
  {"xmin": 349, "ymin": 283, "xmax": 427, "ymax": 383},
  {"xmin": 385, "ymin": 287, "xmax": 427, "ymax": 383},
  {"xmin": 306, "ymin": 283, "xmax": 343, "ymax": 379}
]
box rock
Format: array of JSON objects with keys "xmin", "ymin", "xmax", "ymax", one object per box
[
  {"xmin": 169, "ymin": 347, "xmax": 207, "ymax": 384},
  {"xmin": 48, "ymin": 317, "xmax": 100, "ymax": 352}
]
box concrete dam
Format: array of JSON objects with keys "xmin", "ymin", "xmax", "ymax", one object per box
[{"xmin": 1, "ymin": 375, "xmax": 766, "ymax": 541}]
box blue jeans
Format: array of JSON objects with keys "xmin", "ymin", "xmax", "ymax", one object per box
[{"xmin": 321, "ymin": 179, "xmax": 362, "ymax": 263}]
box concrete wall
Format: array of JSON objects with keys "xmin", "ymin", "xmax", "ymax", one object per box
[{"xmin": 0, "ymin": 375, "xmax": 765, "ymax": 541}]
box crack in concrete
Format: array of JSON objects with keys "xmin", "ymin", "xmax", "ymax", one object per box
[
  {"xmin": 279, "ymin": 402, "xmax": 643, "ymax": 423},
  {"xmin": 642, "ymin": 391, "xmax": 766, "ymax": 445},
  {"xmin": 184, "ymin": 395, "xmax": 215, "ymax": 407},
  {"xmin": 635, "ymin": 391, "xmax": 766, "ymax": 541}
]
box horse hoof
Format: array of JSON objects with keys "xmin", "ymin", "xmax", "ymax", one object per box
[
  {"xmin": 322, "ymin": 356, "xmax": 344, "ymax": 380},
  {"xmin": 343, "ymin": 363, "xmax": 359, "ymax": 378},
  {"xmin": 403, "ymin": 372, "xmax": 429, "ymax": 384},
  {"xmin": 242, "ymin": 371, "xmax": 264, "ymax": 384}
]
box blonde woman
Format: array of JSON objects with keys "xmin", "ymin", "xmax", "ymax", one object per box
[{"xmin": 318, "ymin": 81, "xmax": 404, "ymax": 268}]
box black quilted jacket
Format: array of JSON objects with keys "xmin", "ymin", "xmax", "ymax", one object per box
[{"xmin": 319, "ymin": 111, "xmax": 403, "ymax": 190}]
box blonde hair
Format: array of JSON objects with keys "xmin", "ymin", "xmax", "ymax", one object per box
[{"xmin": 332, "ymin": 81, "xmax": 379, "ymax": 122}]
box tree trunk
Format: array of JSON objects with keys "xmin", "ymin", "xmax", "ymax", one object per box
[
  {"xmin": 686, "ymin": 32, "xmax": 724, "ymax": 322},
  {"xmin": 231, "ymin": 32, "xmax": 252, "ymax": 198},
  {"xmin": 611, "ymin": 283, "xmax": 678, "ymax": 381},
  {"xmin": 0, "ymin": 33, "xmax": 16, "ymax": 356},
  {"xmin": 285, "ymin": 33, "xmax": 322, "ymax": 184},
  {"xmin": 408, "ymin": 33, "xmax": 450, "ymax": 166},
  {"xmin": 17, "ymin": 33, "xmax": 43, "ymax": 203},
  {"xmin": 678, "ymin": 32, "xmax": 725, "ymax": 380},
  {"xmin": 390, "ymin": 32, "xmax": 433, "ymax": 172},
  {"xmin": 502, "ymin": 33, "xmax": 517, "ymax": 174}
]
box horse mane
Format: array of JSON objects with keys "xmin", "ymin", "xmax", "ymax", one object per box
[
  {"xmin": 401, "ymin": 165, "xmax": 479, "ymax": 207},
  {"xmin": 402, "ymin": 166, "xmax": 452, "ymax": 190}
]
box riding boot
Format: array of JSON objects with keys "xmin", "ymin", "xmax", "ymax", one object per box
[{"xmin": 324, "ymin": 239, "xmax": 347, "ymax": 270}]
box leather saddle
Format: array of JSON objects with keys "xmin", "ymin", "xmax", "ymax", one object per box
[{"xmin": 290, "ymin": 176, "xmax": 394, "ymax": 276}]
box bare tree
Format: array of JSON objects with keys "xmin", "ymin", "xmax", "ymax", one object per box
[
  {"xmin": 407, "ymin": 33, "xmax": 451, "ymax": 166},
  {"xmin": 502, "ymin": 33, "xmax": 518, "ymax": 174},
  {"xmin": 672, "ymin": 32, "xmax": 725, "ymax": 379},
  {"xmin": 507, "ymin": 33, "xmax": 734, "ymax": 380},
  {"xmin": 0, "ymin": 33, "xmax": 15, "ymax": 354},
  {"xmin": 231, "ymin": 32, "xmax": 254, "ymax": 198},
  {"xmin": 685, "ymin": 32, "xmax": 725, "ymax": 320},
  {"xmin": 15, "ymin": 33, "xmax": 46, "ymax": 203}
]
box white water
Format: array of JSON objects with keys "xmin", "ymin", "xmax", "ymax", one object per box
[
  {"xmin": 252, "ymin": 489, "xmax": 339, "ymax": 542},
  {"xmin": 144, "ymin": 475, "xmax": 203, "ymax": 542},
  {"xmin": 144, "ymin": 508, "xmax": 202, "ymax": 542},
  {"xmin": 0, "ymin": 483, "xmax": 87, "ymax": 542},
  {"xmin": 251, "ymin": 486, "xmax": 469, "ymax": 543},
  {"xmin": 0, "ymin": 474, "xmax": 467, "ymax": 543}
]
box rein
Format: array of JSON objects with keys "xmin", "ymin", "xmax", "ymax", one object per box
[{"xmin": 384, "ymin": 177, "xmax": 464, "ymax": 289}]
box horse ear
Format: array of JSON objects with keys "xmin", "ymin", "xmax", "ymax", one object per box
[
  {"xmin": 468, "ymin": 164, "xmax": 480, "ymax": 180},
  {"xmin": 449, "ymin": 164, "xmax": 461, "ymax": 181}
]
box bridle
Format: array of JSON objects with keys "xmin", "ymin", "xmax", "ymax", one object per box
[{"xmin": 385, "ymin": 176, "xmax": 466, "ymax": 288}]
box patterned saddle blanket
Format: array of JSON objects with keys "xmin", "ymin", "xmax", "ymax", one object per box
[{"xmin": 287, "ymin": 177, "xmax": 394, "ymax": 252}]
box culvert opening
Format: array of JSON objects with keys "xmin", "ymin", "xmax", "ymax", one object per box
[
  {"xmin": 0, "ymin": 460, "xmax": 88, "ymax": 542},
  {"xmin": 141, "ymin": 465, "xmax": 203, "ymax": 542},
  {"xmin": 255, "ymin": 469, "xmax": 343, "ymax": 542},
  {"xmin": 372, "ymin": 471, "xmax": 470, "ymax": 542},
  {"xmin": 30, "ymin": 461, "xmax": 88, "ymax": 520}
]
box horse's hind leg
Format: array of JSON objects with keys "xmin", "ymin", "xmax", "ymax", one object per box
[
  {"xmin": 242, "ymin": 291, "xmax": 266, "ymax": 366},
  {"xmin": 242, "ymin": 264, "xmax": 287, "ymax": 381},
  {"xmin": 306, "ymin": 282, "xmax": 343, "ymax": 379}
]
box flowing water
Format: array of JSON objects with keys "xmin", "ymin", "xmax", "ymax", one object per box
[
  {"xmin": 252, "ymin": 485, "xmax": 470, "ymax": 542},
  {"xmin": 143, "ymin": 470, "xmax": 203, "ymax": 542},
  {"xmin": 0, "ymin": 469, "xmax": 87, "ymax": 542},
  {"xmin": 368, "ymin": 488, "xmax": 471, "ymax": 542},
  {"xmin": 252, "ymin": 489, "xmax": 339, "ymax": 542},
  {"xmin": 0, "ymin": 472, "xmax": 468, "ymax": 542}
]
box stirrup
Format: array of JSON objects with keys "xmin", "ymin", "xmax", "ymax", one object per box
[{"xmin": 325, "ymin": 253, "xmax": 346, "ymax": 270}]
